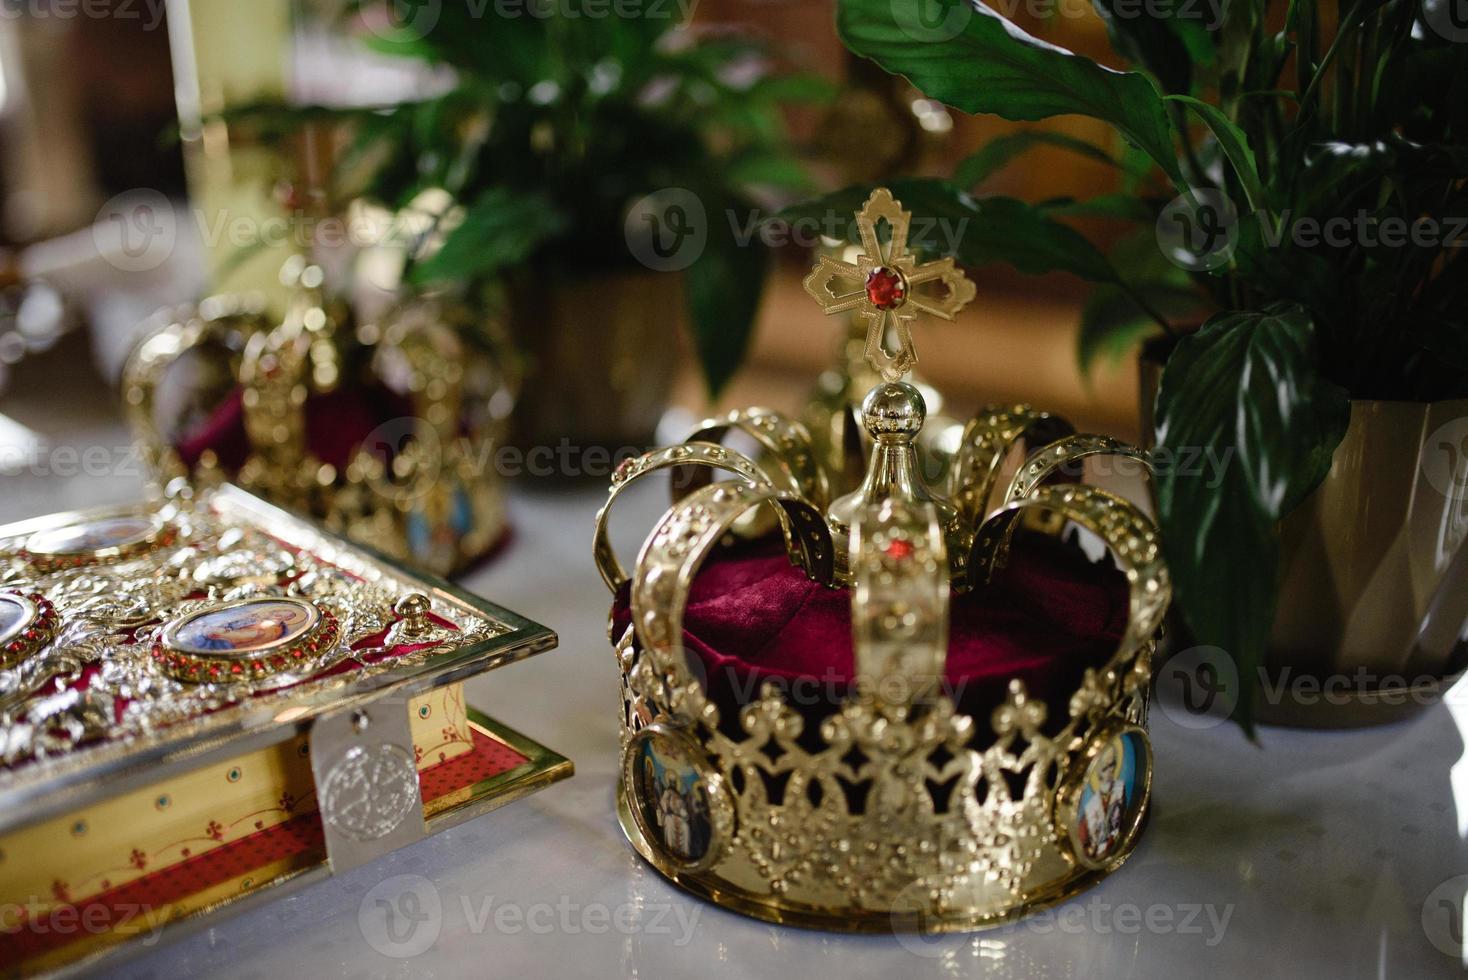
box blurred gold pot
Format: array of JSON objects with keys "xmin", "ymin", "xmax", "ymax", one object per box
[
  {"xmin": 1141, "ymin": 344, "xmax": 1468, "ymax": 727},
  {"xmin": 1264, "ymin": 399, "xmax": 1468, "ymax": 727},
  {"xmin": 505, "ymin": 267, "xmax": 680, "ymax": 454}
]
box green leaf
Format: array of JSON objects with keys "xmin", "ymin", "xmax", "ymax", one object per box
[
  {"xmin": 964, "ymin": 196, "xmax": 1120, "ymax": 282},
  {"xmin": 1077, "ymin": 282, "xmax": 1200, "ymax": 371},
  {"xmin": 1229, "ymin": 212, "xmax": 1339, "ymax": 320},
  {"xmin": 953, "ymin": 130, "xmax": 1118, "ymax": 190},
  {"xmin": 410, "ymin": 189, "xmax": 568, "ymax": 285},
  {"xmin": 724, "ymin": 149, "xmax": 816, "ymax": 191},
  {"xmin": 1154, "ymin": 305, "xmax": 1351, "ymax": 730},
  {"xmin": 837, "ymin": 0, "xmax": 1182, "ymax": 186},
  {"xmin": 745, "ymin": 73, "xmax": 840, "ymax": 104},
  {"xmin": 685, "ymin": 200, "xmax": 770, "ymax": 398},
  {"xmin": 774, "ymin": 179, "xmax": 1119, "ymax": 282},
  {"xmin": 1414, "ymin": 313, "xmax": 1468, "ymax": 371},
  {"xmin": 1165, "ymin": 95, "xmax": 1270, "ymax": 217},
  {"xmin": 1092, "ymin": 0, "xmax": 1210, "ymax": 95},
  {"xmin": 1039, "ymin": 193, "xmax": 1156, "ymax": 222}
]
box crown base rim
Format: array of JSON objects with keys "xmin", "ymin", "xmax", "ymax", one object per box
[{"xmin": 616, "ymin": 789, "xmax": 1144, "ymax": 934}]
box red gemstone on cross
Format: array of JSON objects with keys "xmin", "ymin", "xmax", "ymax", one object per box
[
  {"xmin": 885, "ymin": 538, "xmax": 914, "ymax": 560},
  {"xmin": 865, "ymin": 267, "xmax": 907, "ymax": 310}
]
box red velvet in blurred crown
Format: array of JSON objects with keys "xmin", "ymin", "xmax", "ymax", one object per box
[
  {"xmin": 613, "ymin": 532, "xmax": 1130, "ymax": 737},
  {"xmin": 173, "ymin": 384, "xmax": 413, "ymax": 474}
]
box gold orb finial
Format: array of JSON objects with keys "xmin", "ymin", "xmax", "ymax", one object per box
[{"xmin": 861, "ymin": 381, "xmax": 926, "ymax": 441}]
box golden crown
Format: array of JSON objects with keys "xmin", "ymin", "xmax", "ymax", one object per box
[
  {"xmin": 594, "ymin": 189, "xmax": 1171, "ymax": 931},
  {"xmin": 123, "ymin": 258, "xmax": 514, "ymax": 577}
]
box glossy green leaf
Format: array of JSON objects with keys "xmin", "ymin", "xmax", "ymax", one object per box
[
  {"xmin": 1040, "ymin": 193, "xmax": 1157, "ymax": 222},
  {"xmin": 1092, "ymin": 0, "xmax": 1212, "ymax": 95},
  {"xmin": 953, "ymin": 131, "xmax": 1117, "ymax": 189},
  {"xmin": 837, "ymin": 0, "xmax": 1182, "ymax": 185},
  {"xmin": 1077, "ymin": 282, "xmax": 1200, "ymax": 371},
  {"xmin": 1154, "ymin": 305, "xmax": 1351, "ymax": 729},
  {"xmin": 409, "ymin": 189, "xmax": 568, "ymax": 285},
  {"xmin": 1165, "ymin": 95, "xmax": 1270, "ymax": 217},
  {"xmin": 685, "ymin": 199, "xmax": 770, "ymax": 398}
]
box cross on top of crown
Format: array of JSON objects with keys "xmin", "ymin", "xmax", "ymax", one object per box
[
  {"xmin": 801, "ymin": 188, "xmax": 977, "ymax": 382},
  {"xmin": 804, "ymin": 187, "xmax": 974, "ymax": 381}
]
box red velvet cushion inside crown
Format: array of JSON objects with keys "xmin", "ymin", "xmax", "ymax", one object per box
[
  {"xmin": 612, "ymin": 534, "xmax": 1131, "ymax": 730},
  {"xmin": 174, "ymin": 384, "xmax": 414, "ymax": 473}
]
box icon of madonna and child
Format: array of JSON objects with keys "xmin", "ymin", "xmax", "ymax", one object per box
[
  {"xmin": 171, "ymin": 599, "xmax": 318, "ymax": 656},
  {"xmin": 635, "ymin": 735, "xmax": 714, "ymax": 864}
]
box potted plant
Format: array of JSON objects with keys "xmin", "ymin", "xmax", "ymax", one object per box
[
  {"xmin": 229, "ymin": 0, "xmax": 828, "ymax": 449},
  {"xmin": 779, "ymin": 0, "xmax": 1468, "ymax": 729}
]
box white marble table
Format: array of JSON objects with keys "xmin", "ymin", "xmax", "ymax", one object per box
[{"xmin": 3, "ymin": 404, "xmax": 1465, "ymax": 978}]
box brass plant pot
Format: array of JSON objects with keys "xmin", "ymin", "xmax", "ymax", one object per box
[
  {"xmin": 505, "ymin": 267, "xmax": 681, "ymax": 455},
  {"xmin": 1141, "ymin": 346, "xmax": 1468, "ymax": 727},
  {"xmin": 1264, "ymin": 399, "xmax": 1468, "ymax": 727}
]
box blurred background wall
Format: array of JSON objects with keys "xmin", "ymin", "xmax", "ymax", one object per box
[{"xmin": 0, "ymin": 0, "xmax": 1142, "ymax": 448}]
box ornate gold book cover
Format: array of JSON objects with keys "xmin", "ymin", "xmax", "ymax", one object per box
[{"xmin": 0, "ymin": 487, "xmax": 571, "ymax": 975}]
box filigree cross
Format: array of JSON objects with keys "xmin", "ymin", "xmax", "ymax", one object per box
[{"xmin": 802, "ymin": 188, "xmax": 977, "ymax": 382}]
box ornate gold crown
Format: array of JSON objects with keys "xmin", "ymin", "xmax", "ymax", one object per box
[
  {"xmin": 124, "ymin": 258, "xmax": 515, "ymax": 577},
  {"xmin": 595, "ymin": 189, "xmax": 1171, "ymax": 931}
]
